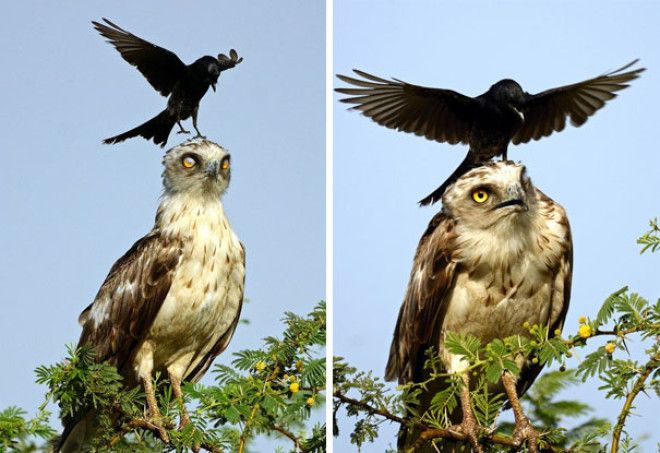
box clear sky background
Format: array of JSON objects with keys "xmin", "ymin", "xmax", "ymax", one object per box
[
  {"xmin": 0, "ymin": 1, "xmax": 324, "ymax": 450},
  {"xmin": 335, "ymin": 0, "xmax": 659, "ymax": 451}
]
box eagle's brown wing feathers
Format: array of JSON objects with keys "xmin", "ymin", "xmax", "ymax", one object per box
[
  {"xmin": 336, "ymin": 70, "xmax": 477, "ymax": 144},
  {"xmin": 78, "ymin": 231, "xmax": 182, "ymax": 370},
  {"xmin": 385, "ymin": 212, "xmax": 459, "ymax": 384}
]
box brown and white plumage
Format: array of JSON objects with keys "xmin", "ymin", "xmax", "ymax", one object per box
[
  {"xmin": 386, "ymin": 161, "xmax": 572, "ymax": 451},
  {"xmin": 58, "ymin": 139, "xmax": 245, "ymax": 452}
]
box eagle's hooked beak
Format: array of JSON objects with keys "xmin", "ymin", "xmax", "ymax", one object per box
[
  {"xmin": 205, "ymin": 160, "xmax": 219, "ymax": 178},
  {"xmin": 494, "ymin": 184, "xmax": 528, "ymax": 211}
]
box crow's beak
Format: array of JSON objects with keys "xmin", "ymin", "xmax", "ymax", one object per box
[
  {"xmin": 205, "ymin": 160, "xmax": 219, "ymax": 178},
  {"xmin": 211, "ymin": 82, "xmax": 216, "ymax": 92}
]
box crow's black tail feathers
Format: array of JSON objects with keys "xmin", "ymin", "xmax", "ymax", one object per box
[
  {"xmin": 217, "ymin": 49, "xmax": 243, "ymax": 71},
  {"xmin": 103, "ymin": 109, "xmax": 176, "ymax": 148},
  {"xmin": 418, "ymin": 154, "xmax": 478, "ymax": 207}
]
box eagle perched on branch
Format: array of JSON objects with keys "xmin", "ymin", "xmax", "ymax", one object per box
[
  {"xmin": 387, "ymin": 161, "xmax": 572, "ymax": 452},
  {"xmin": 58, "ymin": 139, "xmax": 245, "ymax": 452}
]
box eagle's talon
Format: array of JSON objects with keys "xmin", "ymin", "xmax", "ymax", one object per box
[
  {"xmin": 502, "ymin": 371, "xmax": 540, "ymax": 452},
  {"xmin": 156, "ymin": 425, "xmax": 170, "ymax": 444},
  {"xmin": 178, "ymin": 413, "xmax": 191, "ymax": 430},
  {"xmin": 143, "ymin": 416, "xmax": 170, "ymax": 443},
  {"xmin": 512, "ymin": 417, "xmax": 540, "ymax": 453},
  {"xmin": 450, "ymin": 417, "xmax": 483, "ymax": 453},
  {"xmin": 176, "ymin": 129, "xmax": 191, "ymax": 135}
]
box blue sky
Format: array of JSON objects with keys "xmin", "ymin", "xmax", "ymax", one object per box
[
  {"xmin": 0, "ymin": 1, "xmax": 324, "ymax": 450},
  {"xmin": 334, "ymin": 0, "xmax": 659, "ymax": 451}
]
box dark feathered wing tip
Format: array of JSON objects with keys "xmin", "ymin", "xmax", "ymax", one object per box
[
  {"xmin": 334, "ymin": 70, "xmax": 410, "ymax": 115},
  {"xmin": 218, "ymin": 49, "xmax": 243, "ymax": 70},
  {"xmin": 602, "ymin": 58, "xmax": 645, "ymax": 78},
  {"xmin": 334, "ymin": 70, "xmax": 404, "ymax": 102}
]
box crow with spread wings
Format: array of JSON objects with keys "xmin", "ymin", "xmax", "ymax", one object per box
[
  {"xmin": 336, "ymin": 60, "xmax": 644, "ymax": 205},
  {"xmin": 93, "ymin": 18, "xmax": 243, "ymax": 147}
]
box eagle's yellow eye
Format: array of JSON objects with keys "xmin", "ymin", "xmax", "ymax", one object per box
[
  {"xmin": 182, "ymin": 156, "xmax": 196, "ymax": 168},
  {"xmin": 221, "ymin": 158, "xmax": 230, "ymax": 170},
  {"xmin": 472, "ymin": 190, "xmax": 489, "ymax": 203}
]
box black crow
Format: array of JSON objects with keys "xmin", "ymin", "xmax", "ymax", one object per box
[
  {"xmin": 336, "ymin": 60, "xmax": 644, "ymax": 205},
  {"xmin": 93, "ymin": 18, "xmax": 242, "ymax": 147}
]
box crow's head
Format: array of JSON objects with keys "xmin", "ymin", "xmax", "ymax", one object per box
[{"xmin": 487, "ymin": 79, "xmax": 527, "ymax": 107}]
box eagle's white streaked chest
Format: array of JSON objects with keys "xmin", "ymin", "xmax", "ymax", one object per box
[
  {"xmin": 440, "ymin": 212, "xmax": 567, "ymax": 345},
  {"xmin": 146, "ymin": 197, "xmax": 244, "ymax": 371}
]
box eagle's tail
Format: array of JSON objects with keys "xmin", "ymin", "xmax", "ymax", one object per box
[
  {"xmin": 54, "ymin": 411, "xmax": 96, "ymax": 453},
  {"xmin": 418, "ymin": 153, "xmax": 478, "ymax": 206},
  {"xmin": 103, "ymin": 109, "xmax": 176, "ymax": 148}
]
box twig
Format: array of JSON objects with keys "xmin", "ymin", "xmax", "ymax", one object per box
[
  {"xmin": 116, "ymin": 418, "xmax": 223, "ymax": 453},
  {"xmin": 333, "ymin": 390, "xmax": 406, "ymax": 424},
  {"xmin": 564, "ymin": 323, "xmax": 660, "ymax": 346},
  {"xmin": 272, "ymin": 423, "xmax": 309, "ymax": 452},
  {"xmin": 238, "ymin": 403, "xmax": 260, "ymax": 453},
  {"xmin": 333, "ymin": 389, "xmax": 533, "ymax": 450},
  {"xmin": 610, "ymin": 355, "xmax": 658, "ymax": 453},
  {"xmin": 412, "ymin": 427, "xmax": 520, "ymax": 448}
]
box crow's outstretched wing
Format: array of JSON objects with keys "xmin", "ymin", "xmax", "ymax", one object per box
[
  {"xmin": 336, "ymin": 70, "xmax": 478, "ymax": 145},
  {"xmin": 93, "ymin": 18, "xmax": 187, "ymax": 96},
  {"xmin": 513, "ymin": 60, "xmax": 645, "ymax": 144}
]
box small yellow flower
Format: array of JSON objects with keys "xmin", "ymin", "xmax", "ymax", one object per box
[
  {"xmin": 554, "ymin": 329, "xmax": 562, "ymax": 337},
  {"xmin": 578, "ymin": 324, "xmax": 592, "ymax": 339},
  {"xmin": 296, "ymin": 360, "xmax": 304, "ymax": 372},
  {"xmin": 604, "ymin": 342, "xmax": 616, "ymax": 354},
  {"xmin": 306, "ymin": 397, "xmax": 315, "ymax": 406},
  {"xmin": 283, "ymin": 373, "xmax": 290, "ymax": 381},
  {"xmin": 289, "ymin": 382, "xmax": 300, "ymax": 393},
  {"xmin": 255, "ymin": 361, "xmax": 266, "ymax": 371},
  {"xmin": 531, "ymin": 357, "xmax": 539, "ymax": 364},
  {"xmin": 522, "ymin": 321, "xmax": 530, "ymax": 329},
  {"xmin": 578, "ymin": 315, "xmax": 587, "ymax": 324}
]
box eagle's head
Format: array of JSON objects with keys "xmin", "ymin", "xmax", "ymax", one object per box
[
  {"xmin": 162, "ymin": 139, "xmax": 231, "ymax": 198},
  {"xmin": 442, "ymin": 161, "xmax": 537, "ymax": 231}
]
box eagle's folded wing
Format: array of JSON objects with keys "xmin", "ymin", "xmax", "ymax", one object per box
[{"xmin": 77, "ymin": 231, "xmax": 182, "ymax": 369}]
